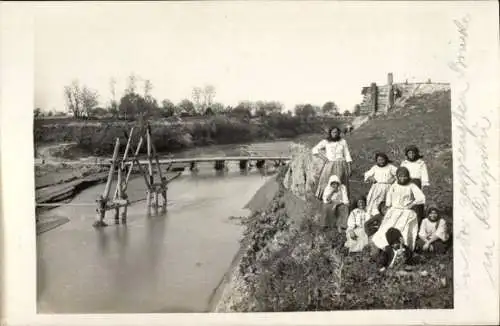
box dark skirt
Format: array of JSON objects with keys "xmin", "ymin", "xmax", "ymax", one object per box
[
  {"xmin": 364, "ymin": 214, "xmax": 384, "ymax": 237},
  {"xmin": 415, "ymin": 238, "xmax": 450, "ymax": 254},
  {"xmin": 321, "ymin": 202, "xmax": 349, "ymax": 230},
  {"xmin": 410, "ymin": 178, "xmax": 425, "ymax": 227}
]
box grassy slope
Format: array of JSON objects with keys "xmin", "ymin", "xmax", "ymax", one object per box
[{"xmin": 225, "ymin": 90, "xmax": 453, "ymax": 311}]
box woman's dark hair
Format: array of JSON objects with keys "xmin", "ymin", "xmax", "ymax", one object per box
[
  {"xmin": 426, "ymin": 206, "xmax": 440, "ymax": 217},
  {"xmin": 385, "ymin": 227, "xmax": 403, "ymax": 246},
  {"xmin": 355, "ymin": 196, "xmax": 367, "ymax": 208},
  {"xmin": 404, "ymin": 145, "xmax": 423, "ymax": 160},
  {"xmin": 396, "ymin": 166, "xmax": 411, "ymax": 185},
  {"xmin": 374, "ymin": 152, "xmax": 393, "ymax": 164},
  {"xmin": 326, "ymin": 126, "xmax": 342, "ymax": 142}
]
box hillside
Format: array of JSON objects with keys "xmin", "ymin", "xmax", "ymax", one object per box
[{"xmin": 215, "ymin": 89, "xmax": 453, "ymax": 312}]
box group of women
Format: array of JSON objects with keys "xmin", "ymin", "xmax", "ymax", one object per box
[{"xmin": 312, "ymin": 126, "xmax": 450, "ymax": 270}]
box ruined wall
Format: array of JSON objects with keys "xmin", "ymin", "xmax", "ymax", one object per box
[{"xmin": 358, "ymin": 73, "xmax": 450, "ymax": 116}]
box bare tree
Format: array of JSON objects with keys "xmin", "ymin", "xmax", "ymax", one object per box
[
  {"xmin": 202, "ymin": 84, "xmax": 216, "ymax": 110},
  {"xmin": 109, "ymin": 78, "xmax": 118, "ymax": 117},
  {"xmin": 144, "ymin": 79, "xmax": 153, "ymax": 98},
  {"xmin": 125, "ymin": 73, "xmax": 137, "ymax": 95},
  {"xmin": 192, "ymin": 86, "xmax": 203, "ymax": 113},
  {"xmin": 64, "ymin": 80, "xmax": 82, "ymax": 118},
  {"xmin": 81, "ymin": 86, "xmax": 99, "ymax": 117}
]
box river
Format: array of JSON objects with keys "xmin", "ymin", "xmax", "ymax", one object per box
[{"xmin": 36, "ymin": 140, "xmax": 293, "ymax": 313}]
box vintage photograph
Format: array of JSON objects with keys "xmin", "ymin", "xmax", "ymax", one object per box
[{"xmin": 34, "ymin": 2, "xmax": 454, "ymax": 314}]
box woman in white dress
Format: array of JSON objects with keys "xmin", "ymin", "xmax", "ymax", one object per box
[
  {"xmin": 371, "ymin": 167, "xmax": 425, "ymax": 251},
  {"xmin": 400, "ymin": 145, "xmax": 429, "ymax": 226},
  {"xmin": 364, "ymin": 152, "xmax": 398, "ymax": 217},
  {"xmin": 312, "ymin": 127, "xmax": 353, "ymax": 200},
  {"xmin": 321, "ymin": 175, "xmax": 350, "ymax": 232}
]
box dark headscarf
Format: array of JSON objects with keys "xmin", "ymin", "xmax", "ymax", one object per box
[
  {"xmin": 374, "ymin": 152, "xmax": 392, "ymax": 166},
  {"xmin": 396, "ymin": 166, "xmax": 411, "ymax": 185},
  {"xmin": 404, "ymin": 145, "xmax": 423, "ymax": 162},
  {"xmin": 385, "ymin": 227, "xmax": 403, "ymax": 246},
  {"xmin": 326, "ymin": 126, "xmax": 342, "ymax": 142}
]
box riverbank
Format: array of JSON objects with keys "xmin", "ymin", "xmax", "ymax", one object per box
[
  {"xmin": 212, "ymin": 89, "xmax": 453, "ymax": 312},
  {"xmin": 34, "ymin": 115, "xmax": 353, "ymax": 157}
]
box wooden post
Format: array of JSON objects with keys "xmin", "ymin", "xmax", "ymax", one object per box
[
  {"xmin": 94, "ymin": 195, "xmax": 107, "ymax": 227},
  {"xmin": 161, "ymin": 178, "xmax": 167, "ymax": 211},
  {"xmin": 146, "ymin": 190, "xmax": 152, "ymax": 217},
  {"xmin": 114, "ymin": 127, "xmax": 134, "ymax": 200},
  {"xmin": 124, "ymin": 137, "xmax": 144, "ymax": 190},
  {"xmin": 121, "ymin": 201, "xmax": 128, "ymax": 224},
  {"xmin": 146, "ymin": 126, "xmax": 154, "ymax": 186},
  {"xmin": 103, "ymin": 138, "xmax": 121, "ymax": 201},
  {"xmin": 154, "ymin": 190, "xmax": 159, "ymax": 215}
]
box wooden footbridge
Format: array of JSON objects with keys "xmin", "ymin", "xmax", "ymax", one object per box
[{"xmin": 36, "ymin": 122, "xmax": 291, "ymax": 228}]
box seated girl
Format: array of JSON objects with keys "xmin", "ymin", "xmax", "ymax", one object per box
[
  {"xmin": 415, "ymin": 207, "xmax": 450, "ymax": 254},
  {"xmin": 370, "ymin": 167, "xmax": 425, "ymax": 251},
  {"xmin": 377, "ymin": 227, "xmax": 413, "ymax": 272},
  {"xmin": 364, "ymin": 201, "xmax": 388, "ymax": 238},
  {"xmin": 345, "ymin": 197, "xmax": 370, "ymax": 253},
  {"xmin": 321, "ymin": 175, "xmax": 350, "ymax": 232}
]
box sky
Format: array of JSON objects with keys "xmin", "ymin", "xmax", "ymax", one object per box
[{"xmin": 35, "ymin": 1, "xmax": 461, "ymax": 113}]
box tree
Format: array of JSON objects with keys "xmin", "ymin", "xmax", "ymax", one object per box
[
  {"xmin": 64, "ymin": 80, "xmax": 99, "ymax": 118},
  {"xmin": 109, "ymin": 78, "xmax": 118, "ymax": 118},
  {"xmin": 81, "ymin": 86, "xmax": 99, "ymax": 117},
  {"xmin": 64, "ymin": 80, "xmax": 82, "ymax": 118},
  {"xmin": 231, "ymin": 102, "xmax": 252, "ymax": 119},
  {"xmin": 202, "ymin": 84, "xmax": 216, "ymax": 111},
  {"xmin": 211, "ymin": 102, "xmax": 225, "ymax": 114},
  {"xmin": 255, "ymin": 101, "xmax": 283, "ymax": 117},
  {"xmin": 161, "ymin": 99, "xmax": 176, "ymax": 117},
  {"xmin": 177, "ymin": 99, "xmax": 195, "ymax": 116},
  {"xmin": 125, "ymin": 74, "xmax": 137, "ymax": 95},
  {"xmin": 294, "ymin": 104, "xmax": 317, "ymax": 119},
  {"xmin": 34, "ymin": 107, "xmax": 42, "ymax": 118},
  {"xmin": 191, "ymin": 87, "xmax": 203, "ymax": 113},
  {"xmin": 322, "ymin": 101, "xmax": 338, "ymax": 116},
  {"xmin": 343, "ymin": 110, "xmax": 351, "ymax": 116}
]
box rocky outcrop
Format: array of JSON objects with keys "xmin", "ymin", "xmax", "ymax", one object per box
[{"xmin": 282, "ymin": 143, "xmax": 324, "ymax": 200}]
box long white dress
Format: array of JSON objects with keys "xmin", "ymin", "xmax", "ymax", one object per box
[
  {"xmin": 364, "ymin": 164, "xmax": 398, "ymax": 216},
  {"xmin": 344, "ymin": 208, "xmax": 369, "ymax": 252},
  {"xmin": 371, "ymin": 182, "xmax": 425, "ymax": 251}
]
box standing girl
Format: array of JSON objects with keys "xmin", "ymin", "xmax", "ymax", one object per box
[
  {"xmin": 312, "ymin": 126, "xmax": 353, "ymax": 200},
  {"xmin": 400, "ymin": 145, "xmax": 429, "ymax": 226},
  {"xmin": 364, "ymin": 152, "xmax": 398, "ymax": 217},
  {"xmin": 370, "ymin": 167, "xmax": 425, "ymax": 251},
  {"xmin": 321, "ymin": 175, "xmax": 350, "ymax": 232},
  {"xmin": 345, "ymin": 197, "xmax": 370, "ymax": 253}
]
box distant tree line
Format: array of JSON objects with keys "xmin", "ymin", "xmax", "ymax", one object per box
[{"xmin": 34, "ymin": 74, "xmax": 363, "ymax": 120}]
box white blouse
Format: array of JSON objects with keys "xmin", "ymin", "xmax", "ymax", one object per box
[
  {"xmin": 364, "ymin": 164, "xmax": 398, "ymax": 184},
  {"xmin": 400, "ymin": 159, "xmax": 430, "ymax": 187},
  {"xmin": 322, "ymin": 184, "xmax": 349, "ymax": 205},
  {"xmin": 419, "ymin": 218, "xmax": 449, "ymax": 242},
  {"xmin": 386, "ymin": 183, "xmax": 426, "ymax": 209},
  {"xmin": 347, "ymin": 208, "xmax": 369, "ymax": 230},
  {"xmin": 312, "ymin": 139, "xmax": 353, "ymax": 163}
]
